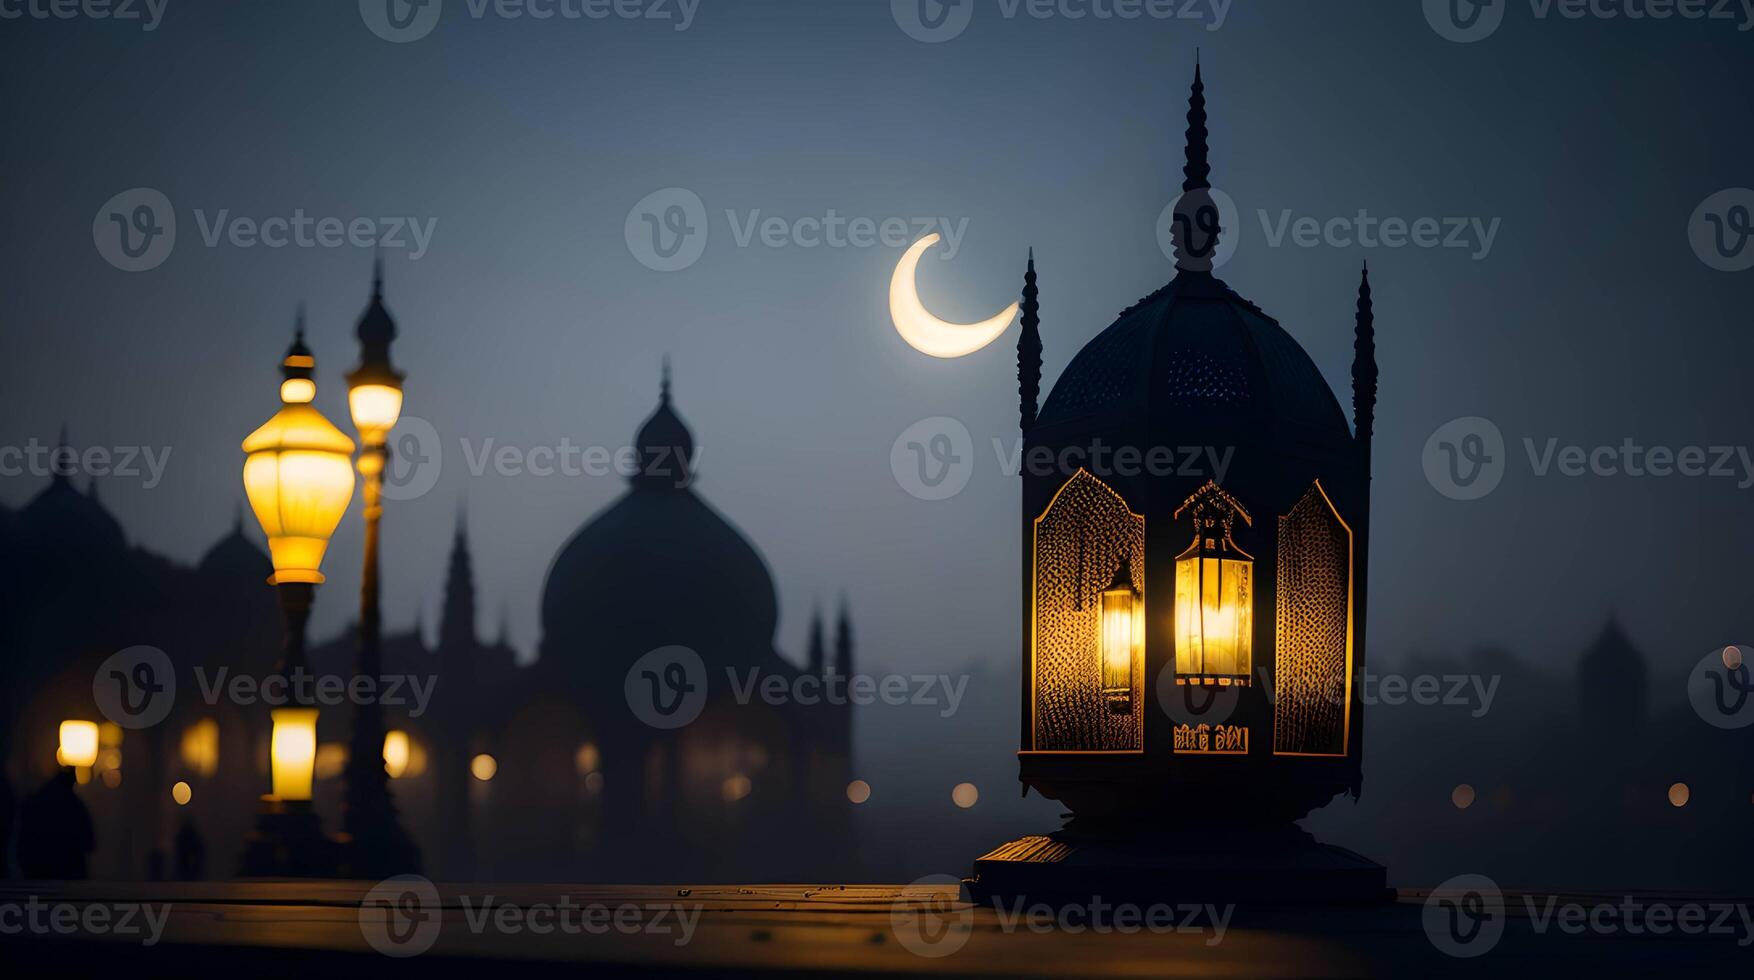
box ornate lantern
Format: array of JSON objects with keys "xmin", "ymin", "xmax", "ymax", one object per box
[{"xmin": 972, "ymin": 63, "xmax": 1384, "ymax": 904}]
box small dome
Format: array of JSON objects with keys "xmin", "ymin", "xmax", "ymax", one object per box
[
  {"xmin": 197, "ymin": 514, "xmax": 272, "ymax": 583},
  {"xmin": 20, "ymin": 475, "xmax": 126, "ymax": 557},
  {"xmin": 1036, "ymin": 272, "xmax": 1351, "ymax": 448},
  {"xmin": 539, "ymin": 378, "xmax": 778, "ymax": 680}
]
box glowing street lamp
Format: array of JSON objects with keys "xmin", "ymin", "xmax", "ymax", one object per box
[
  {"xmin": 239, "ymin": 318, "xmax": 354, "ymax": 877},
  {"xmin": 339, "ymin": 260, "xmax": 420, "ymax": 877},
  {"xmin": 58, "ymin": 720, "xmax": 100, "ymax": 779}
]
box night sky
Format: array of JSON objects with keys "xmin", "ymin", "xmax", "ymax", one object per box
[{"xmin": 4, "ymin": 2, "xmax": 1753, "ymax": 850}]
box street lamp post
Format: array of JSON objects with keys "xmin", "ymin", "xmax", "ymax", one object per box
[
  {"xmin": 340, "ymin": 262, "xmax": 419, "ymax": 876},
  {"xmin": 239, "ymin": 321, "xmax": 355, "ymax": 877}
]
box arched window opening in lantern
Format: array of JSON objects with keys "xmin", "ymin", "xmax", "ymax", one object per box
[
  {"xmin": 1173, "ymin": 482, "xmax": 1254, "ymax": 688},
  {"xmin": 1274, "ymin": 480, "xmax": 1354, "ymax": 757},
  {"xmin": 1029, "ymin": 470, "xmax": 1145, "ymax": 752}
]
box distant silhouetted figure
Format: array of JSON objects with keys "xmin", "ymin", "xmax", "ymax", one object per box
[
  {"xmin": 174, "ymin": 817, "xmax": 206, "ymax": 881},
  {"xmin": 14, "ymin": 769, "xmax": 94, "ymax": 879}
]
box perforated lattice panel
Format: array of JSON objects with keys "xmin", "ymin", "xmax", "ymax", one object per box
[
  {"xmin": 1273, "ymin": 483, "xmax": 1352, "ymax": 757},
  {"xmin": 1032, "ymin": 471, "xmax": 1146, "ymax": 751},
  {"xmin": 1161, "ymin": 347, "xmax": 1252, "ymax": 407}
]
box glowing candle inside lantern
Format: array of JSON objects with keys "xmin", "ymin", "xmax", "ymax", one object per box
[{"xmin": 269, "ymin": 708, "xmax": 320, "ymax": 801}]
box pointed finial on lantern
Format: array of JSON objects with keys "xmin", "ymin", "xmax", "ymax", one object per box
[
  {"xmin": 1171, "ymin": 62, "xmax": 1222, "ymax": 273},
  {"xmin": 660, "ymin": 355, "xmax": 672, "ymax": 404}
]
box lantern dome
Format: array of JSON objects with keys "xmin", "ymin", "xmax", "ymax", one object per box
[{"xmin": 1034, "ymin": 271, "xmax": 1352, "ymax": 451}]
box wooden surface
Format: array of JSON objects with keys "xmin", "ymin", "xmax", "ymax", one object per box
[{"xmin": 2, "ymin": 880, "xmax": 1747, "ymax": 976}]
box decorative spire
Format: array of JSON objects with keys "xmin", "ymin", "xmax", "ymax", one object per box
[
  {"xmin": 660, "ymin": 355, "xmax": 672, "ymax": 404},
  {"xmin": 832, "ymin": 597, "xmax": 853, "ymax": 679},
  {"xmin": 1170, "ymin": 63, "xmax": 1222, "ymax": 273},
  {"xmin": 1351, "ymin": 262, "xmax": 1377, "ymax": 448},
  {"xmin": 1017, "ymin": 249, "xmax": 1042, "ymax": 435},
  {"xmin": 439, "ymin": 509, "xmax": 478, "ymax": 653},
  {"xmin": 372, "ymin": 250, "xmax": 384, "ymax": 299},
  {"xmin": 51, "ymin": 423, "xmax": 71, "ymax": 486},
  {"xmin": 1182, "ymin": 62, "xmax": 1211, "ymax": 193},
  {"xmin": 807, "ymin": 603, "xmax": 826, "ymax": 676}
]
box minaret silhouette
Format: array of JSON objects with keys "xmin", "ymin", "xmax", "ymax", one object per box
[
  {"xmin": 440, "ymin": 508, "xmax": 478, "ymax": 652},
  {"xmin": 1352, "ymin": 263, "xmax": 1378, "ymax": 454},
  {"xmin": 1017, "ymin": 249, "xmax": 1041, "ymax": 435},
  {"xmin": 833, "ymin": 599, "xmax": 853, "ymax": 679},
  {"xmin": 807, "ymin": 604, "xmax": 826, "ymax": 677}
]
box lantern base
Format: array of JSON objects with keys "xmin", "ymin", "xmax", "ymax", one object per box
[
  {"xmin": 966, "ymin": 821, "xmax": 1388, "ymax": 907},
  {"xmin": 238, "ymin": 797, "xmax": 338, "ymax": 878}
]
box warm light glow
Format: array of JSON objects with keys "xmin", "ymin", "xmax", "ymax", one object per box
[
  {"xmin": 279, "ymin": 378, "xmax": 316, "ymax": 404},
  {"xmin": 847, "ymin": 780, "xmax": 872, "ymax": 804},
  {"xmin": 575, "ymin": 742, "xmax": 601, "ymax": 775},
  {"xmin": 952, "ymin": 782, "xmax": 979, "ymax": 809},
  {"xmin": 180, "ymin": 718, "xmax": 219, "ymax": 778},
  {"xmin": 242, "ymin": 402, "xmax": 357, "ymax": 585},
  {"xmin": 269, "ymin": 708, "xmax": 320, "ymax": 801},
  {"xmin": 100, "ymin": 769, "xmax": 121, "ymax": 789},
  {"xmin": 171, "ymin": 781, "xmax": 193, "ymax": 806},
  {"xmin": 722, "ymin": 773, "xmax": 753, "ymax": 803},
  {"xmin": 1668, "ymin": 782, "xmax": 1690, "ymax": 807},
  {"xmin": 58, "ymin": 721, "xmax": 99, "ymax": 769},
  {"xmin": 1175, "ymin": 556, "xmax": 1253, "ymax": 681},
  {"xmin": 1452, "ymin": 784, "xmax": 1476, "ymax": 810},
  {"xmin": 383, "ymin": 730, "xmax": 412, "ymax": 779},
  {"xmin": 1725, "ymin": 646, "xmax": 1744, "ymax": 671},
  {"xmin": 888, "ymin": 233, "xmax": 1019, "ymax": 358},
  {"xmin": 314, "ymin": 742, "xmax": 349, "ymax": 780},
  {"xmin": 470, "ymin": 753, "xmax": 498, "ymax": 781},
  {"xmin": 1099, "ymin": 575, "xmax": 1142, "ymax": 713},
  {"xmin": 348, "ymin": 383, "xmax": 404, "ymax": 445}
]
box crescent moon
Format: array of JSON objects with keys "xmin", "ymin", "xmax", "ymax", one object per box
[{"xmin": 889, "ymin": 234, "xmax": 1019, "ymax": 359}]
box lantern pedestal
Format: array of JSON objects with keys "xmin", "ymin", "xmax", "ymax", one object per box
[
  {"xmin": 966, "ymin": 821, "xmax": 1387, "ymax": 907},
  {"xmin": 238, "ymin": 798, "xmax": 338, "ymax": 878}
]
